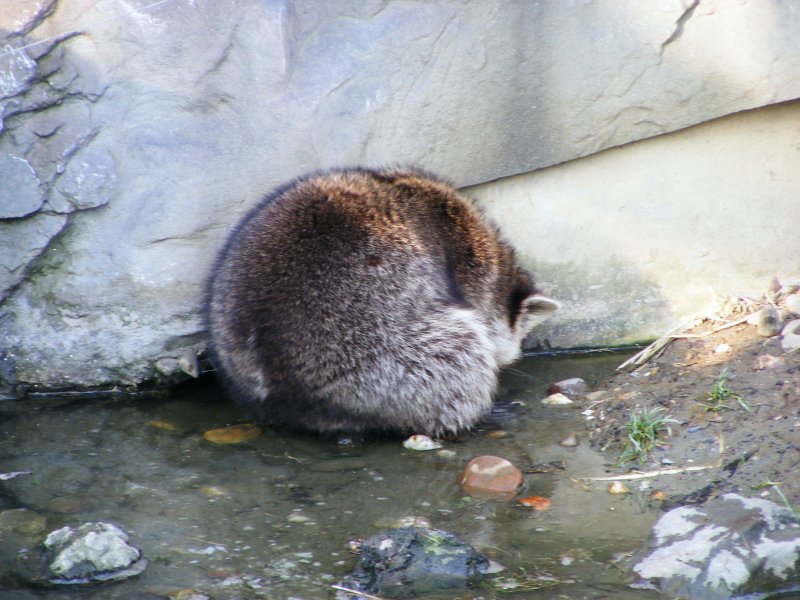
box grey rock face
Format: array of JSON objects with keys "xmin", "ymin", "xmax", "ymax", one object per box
[
  {"xmin": 2, "ymin": 0, "xmax": 800, "ymax": 391},
  {"xmin": 0, "ymin": 155, "xmax": 44, "ymax": 218},
  {"xmin": 633, "ymin": 493, "xmax": 800, "ymax": 600},
  {"xmin": 0, "ymin": 214, "xmax": 66, "ymax": 297}
]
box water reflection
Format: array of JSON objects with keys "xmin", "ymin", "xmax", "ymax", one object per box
[{"xmin": 0, "ymin": 353, "xmax": 665, "ymax": 599}]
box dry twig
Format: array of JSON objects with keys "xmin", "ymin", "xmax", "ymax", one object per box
[{"xmin": 587, "ymin": 433, "xmax": 725, "ymax": 481}]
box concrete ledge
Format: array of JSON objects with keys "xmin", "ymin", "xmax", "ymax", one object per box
[{"xmin": 467, "ymin": 101, "xmax": 800, "ymax": 348}]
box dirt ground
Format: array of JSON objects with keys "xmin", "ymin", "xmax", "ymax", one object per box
[{"xmin": 586, "ymin": 291, "xmax": 800, "ymax": 512}]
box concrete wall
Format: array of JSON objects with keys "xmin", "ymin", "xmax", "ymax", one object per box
[
  {"xmin": 1, "ymin": 0, "xmax": 800, "ymax": 392},
  {"xmin": 467, "ymin": 101, "xmax": 800, "ymax": 348}
]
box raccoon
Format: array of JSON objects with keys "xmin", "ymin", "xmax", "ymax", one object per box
[{"xmin": 205, "ymin": 167, "xmax": 558, "ymax": 437}]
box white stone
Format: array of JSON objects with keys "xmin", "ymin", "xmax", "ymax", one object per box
[
  {"xmin": 781, "ymin": 320, "xmax": 800, "ymax": 351},
  {"xmin": 402, "ymin": 435, "xmax": 443, "ymax": 451},
  {"xmin": 541, "ymin": 393, "xmax": 573, "ymax": 405},
  {"xmin": 786, "ymin": 294, "xmax": 800, "ymax": 316}
]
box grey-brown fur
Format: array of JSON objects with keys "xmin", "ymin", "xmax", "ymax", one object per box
[{"xmin": 205, "ymin": 167, "xmax": 558, "ymax": 437}]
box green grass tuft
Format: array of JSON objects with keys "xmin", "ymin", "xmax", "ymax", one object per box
[
  {"xmin": 752, "ymin": 481, "xmax": 800, "ymax": 522},
  {"xmin": 702, "ymin": 367, "xmax": 751, "ymax": 412},
  {"xmin": 618, "ymin": 407, "xmax": 677, "ymax": 464}
]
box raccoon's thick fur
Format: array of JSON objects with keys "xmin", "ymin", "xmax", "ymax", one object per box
[{"xmin": 205, "ymin": 167, "xmax": 558, "ymax": 437}]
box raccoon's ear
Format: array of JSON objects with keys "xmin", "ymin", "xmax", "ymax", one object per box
[{"xmin": 518, "ymin": 295, "xmax": 560, "ymax": 331}]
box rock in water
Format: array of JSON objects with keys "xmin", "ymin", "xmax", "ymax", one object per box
[
  {"xmin": 20, "ymin": 522, "xmax": 147, "ymax": 585},
  {"xmin": 547, "ymin": 377, "xmax": 587, "ymax": 398},
  {"xmin": 0, "ymin": 508, "xmax": 47, "ymax": 537},
  {"xmin": 402, "ymin": 434, "xmax": 443, "ymax": 451},
  {"xmin": 460, "ymin": 455, "xmax": 523, "ymax": 501},
  {"xmin": 541, "ymin": 392, "xmax": 573, "ymax": 405},
  {"xmin": 203, "ymin": 424, "xmax": 262, "ymax": 444},
  {"xmin": 337, "ymin": 527, "xmax": 489, "ymax": 599}
]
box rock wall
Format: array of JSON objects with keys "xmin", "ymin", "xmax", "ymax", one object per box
[
  {"xmin": 1, "ymin": 0, "xmax": 800, "ymax": 392},
  {"xmin": 468, "ymin": 101, "xmax": 800, "ymax": 348}
]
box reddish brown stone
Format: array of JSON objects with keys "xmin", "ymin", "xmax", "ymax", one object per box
[
  {"xmin": 547, "ymin": 377, "xmax": 587, "ymax": 398},
  {"xmin": 460, "ymin": 455, "xmax": 523, "ymax": 501}
]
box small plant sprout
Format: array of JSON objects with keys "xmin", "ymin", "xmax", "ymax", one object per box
[
  {"xmin": 703, "ymin": 368, "xmax": 751, "ymax": 412},
  {"xmin": 618, "ymin": 407, "xmax": 678, "ymax": 464},
  {"xmin": 753, "ymin": 481, "xmax": 800, "ymax": 522}
]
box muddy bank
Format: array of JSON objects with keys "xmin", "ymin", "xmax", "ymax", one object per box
[{"xmin": 588, "ymin": 293, "xmax": 800, "ymax": 513}]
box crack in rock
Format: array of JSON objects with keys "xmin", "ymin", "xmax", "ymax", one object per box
[{"xmin": 661, "ymin": 0, "xmax": 701, "ymax": 55}]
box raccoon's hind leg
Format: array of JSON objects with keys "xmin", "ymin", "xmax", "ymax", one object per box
[{"xmin": 385, "ymin": 304, "xmax": 500, "ymax": 436}]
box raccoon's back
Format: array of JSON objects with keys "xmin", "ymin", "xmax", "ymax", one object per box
[
  {"xmin": 211, "ymin": 171, "xmax": 455, "ymax": 354},
  {"xmin": 206, "ymin": 169, "xmax": 490, "ymax": 432}
]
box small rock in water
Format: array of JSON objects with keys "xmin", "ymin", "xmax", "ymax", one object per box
[
  {"xmin": 307, "ymin": 457, "xmax": 368, "ymax": 472},
  {"xmin": 756, "ymin": 305, "xmax": 782, "ymax": 337},
  {"xmin": 541, "ymin": 393, "xmax": 573, "ymax": 405},
  {"xmin": 518, "ymin": 496, "xmax": 551, "ymax": 511},
  {"xmin": 547, "ymin": 377, "xmax": 587, "ymax": 399},
  {"xmin": 169, "ymin": 590, "xmax": 210, "ymax": 600},
  {"xmin": 336, "ymin": 527, "xmax": 489, "ymax": 599},
  {"xmin": 460, "ymin": 455, "xmax": 523, "ymax": 501},
  {"xmin": 22, "ymin": 522, "xmax": 147, "ymax": 585},
  {"xmin": 203, "ymin": 424, "xmax": 262, "ymax": 444},
  {"xmin": 485, "ymin": 429, "xmax": 509, "ymax": 439},
  {"xmin": 147, "ymin": 420, "xmax": 179, "ymax": 431},
  {"xmin": 287, "ymin": 512, "xmax": 313, "ymax": 524},
  {"xmin": 402, "ymin": 434, "xmax": 443, "ymax": 451},
  {"xmin": 559, "ymin": 433, "xmax": 579, "ymax": 447},
  {"xmin": 781, "ymin": 319, "xmax": 800, "ymax": 351},
  {"xmin": 374, "ymin": 515, "xmax": 431, "ymax": 529},
  {"xmin": 0, "ymin": 508, "xmax": 47, "ymax": 537},
  {"xmin": 200, "ymin": 485, "xmax": 229, "ymax": 498},
  {"xmin": 48, "ymin": 495, "xmax": 93, "ymax": 515}
]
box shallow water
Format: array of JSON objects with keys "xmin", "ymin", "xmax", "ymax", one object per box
[{"xmin": 0, "ymin": 354, "xmax": 665, "ymax": 599}]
